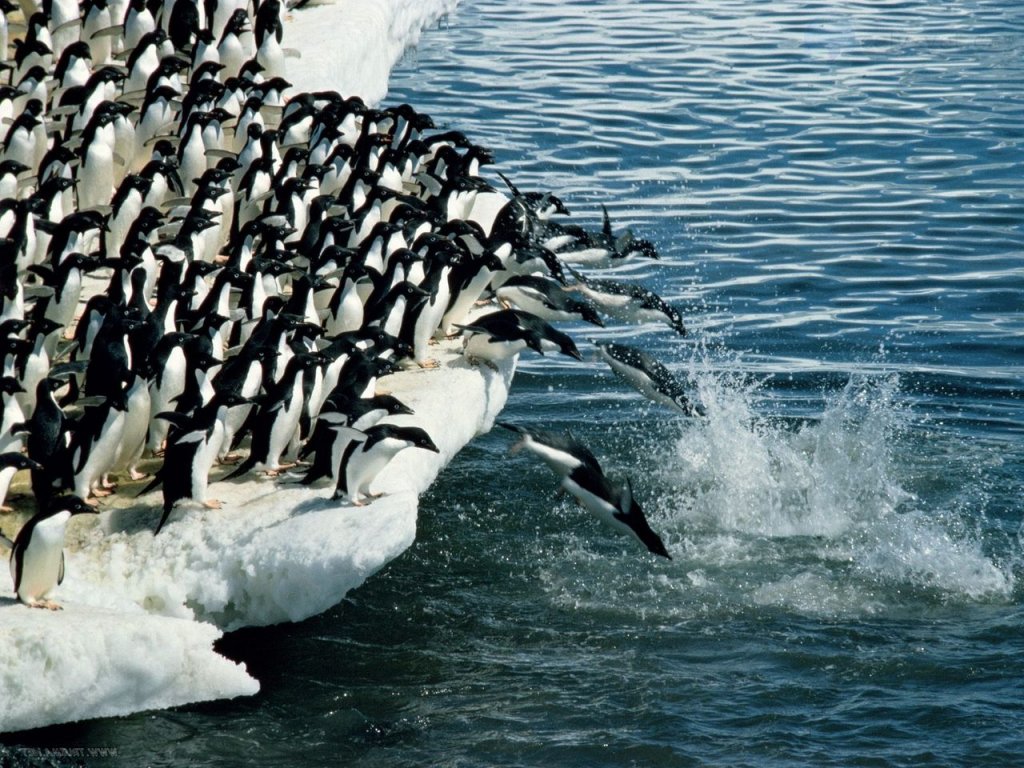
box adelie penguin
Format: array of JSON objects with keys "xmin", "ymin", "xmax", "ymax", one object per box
[
  {"xmin": 594, "ymin": 341, "xmax": 702, "ymax": 417},
  {"xmin": 495, "ymin": 274, "xmax": 605, "ymax": 327},
  {"xmin": 333, "ymin": 424, "xmax": 439, "ymax": 506},
  {"xmin": 139, "ymin": 391, "xmax": 251, "ymax": 535},
  {"xmin": 6, "ymin": 494, "xmax": 98, "ymax": 609},
  {"xmin": 498, "ymin": 422, "xmax": 671, "ymax": 559},
  {"xmin": 566, "ymin": 266, "xmax": 686, "ymax": 336},
  {"xmin": 0, "ymin": 453, "xmax": 42, "ymax": 513},
  {"xmin": 458, "ymin": 309, "xmax": 582, "ymax": 370}
]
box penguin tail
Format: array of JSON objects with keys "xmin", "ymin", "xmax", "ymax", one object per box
[
  {"xmin": 137, "ymin": 472, "xmax": 164, "ymax": 497},
  {"xmin": 153, "ymin": 503, "xmax": 173, "ymax": 536}
]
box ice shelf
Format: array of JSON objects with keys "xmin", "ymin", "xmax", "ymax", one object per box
[{"xmin": 1, "ymin": 346, "xmax": 513, "ymax": 733}]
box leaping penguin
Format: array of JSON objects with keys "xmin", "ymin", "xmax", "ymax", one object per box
[
  {"xmin": 458, "ymin": 309, "xmax": 582, "ymax": 369},
  {"xmin": 7, "ymin": 494, "xmax": 98, "ymax": 609},
  {"xmin": 497, "ymin": 422, "xmax": 670, "ymax": 559},
  {"xmin": 594, "ymin": 341, "xmax": 702, "ymax": 417}
]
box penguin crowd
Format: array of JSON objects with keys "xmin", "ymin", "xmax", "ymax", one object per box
[{"xmin": 0, "ymin": 0, "xmax": 695, "ymax": 607}]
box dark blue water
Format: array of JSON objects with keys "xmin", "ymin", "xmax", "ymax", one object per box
[{"xmin": 7, "ymin": 0, "xmax": 1024, "ymax": 765}]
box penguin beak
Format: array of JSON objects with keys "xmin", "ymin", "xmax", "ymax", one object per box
[{"xmin": 416, "ymin": 435, "xmax": 440, "ymax": 453}]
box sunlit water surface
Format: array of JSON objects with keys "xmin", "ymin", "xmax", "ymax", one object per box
[{"xmin": 5, "ymin": 1, "xmax": 1024, "ymax": 765}]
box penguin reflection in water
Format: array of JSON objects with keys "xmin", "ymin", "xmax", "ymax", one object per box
[
  {"xmin": 497, "ymin": 422, "xmax": 671, "ymax": 559},
  {"xmin": 3, "ymin": 495, "xmax": 97, "ymax": 609}
]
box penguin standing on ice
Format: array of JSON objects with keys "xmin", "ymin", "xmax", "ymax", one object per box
[
  {"xmin": 333, "ymin": 423, "xmax": 439, "ymax": 506},
  {"xmin": 6, "ymin": 494, "xmax": 98, "ymax": 609},
  {"xmin": 298, "ymin": 393, "xmax": 414, "ymax": 486},
  {"xmin": 222, "ymin": 352, "xmax": 324, "ymax": 479},
  {"xmin": 139, "ymin": 391, "xmax": 250, "ymax": 534}
]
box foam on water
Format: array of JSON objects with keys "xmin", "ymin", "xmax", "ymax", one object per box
[{"xmin": 535, "ymin": 366, "xmax": 1013, "ymax": 623}]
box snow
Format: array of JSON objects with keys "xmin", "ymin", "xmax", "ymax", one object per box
[
  {"xmin": 0, "ymin": 0, "xmax": 520, "ymax": 734},
  {"xmin": 65, "ymin": 344, "xmax": 513, "ymax": 631},
  {"xmin": 1, "ymin": 344, "xmax": 513, "ymax": 734},
  {"xmin": 0, "ymin": 599, "xmax": 258, "ymax": 735},
  {"xmin": 284, "ymin": 0, "xmax": 458, "ymax": 105}
]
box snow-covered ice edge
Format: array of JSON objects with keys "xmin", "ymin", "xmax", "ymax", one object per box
[
  {"xmin": 1, "ymin": 346, "xmax": 513, "ymax": 733},
  {"xmin": 284, "ymin": 0, "xmax": 460, "ymax": 104},
  {"xmin": 0, "ymin": 0, "xmax": 515, "ymax": 734}
]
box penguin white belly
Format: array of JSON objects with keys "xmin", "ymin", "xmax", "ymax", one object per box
[
  {"xmin": 561, "ymin": 476, "xmax": 631, "ymax": 538},
  {"xmin": 78, "ymin": 144, "xmax": 115, "ymax": 210},
  {"xmin": 265, "ymin": 380, "xmax": 304, "ymax": 469},
  {"xmin": 14, "ymin": 512, "xmax": 71, "ymax": 603},
  {"xmin": 463, "ymin": 333, "xmax": 527, "ymax": 363},
  {"xmin": 332, "ymin": 286, "xmax": 365, "ymax": 335},
  {"xmin": 441, "ymin": 269, "xmax": 493, "ymax": 336},
  {"xmin": 219, "ymin": 370, "xmax": 261, "ymax": 459},
  {"xmin": 556, "ymin": 247, "xmax": 612, "ymax": 267},
  {"xmin": 0, "ymin": 464, "xmax": 19, "ymax": 510},
  {"xmin": 414, "ymin": 293, "xmax": 449, "ymax": 365},
  {"xmin": 74, "ymin": 410, "xmax": 126, "ymax": 498},
  {"xmin": 514, "ymin": 439, "xmax": 581, "ymax": 477},
  {"xmin": 193, "ymin": 421, "xmax": 225, "ymax": 502},
  {"xmin": 575, "ymin": 285, "xmax": 632, "ymax": 312},
  {"xmin": 148, "ymin": 349, "xmax": 187, "ymax": 452},
  {"xmin": 345, "ymin": 442, "xmax": 404, "ymax": 504},
  {"xmin": 113, "ymin": 381, "xmax": 151, "ymax": 476}
]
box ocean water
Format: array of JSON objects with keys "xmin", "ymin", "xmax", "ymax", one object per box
[{"xmin": 7, "ymin": 0, "xmax": 1024, "ymax": 764}]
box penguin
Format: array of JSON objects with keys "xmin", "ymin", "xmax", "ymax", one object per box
[
  {"xmin": 75, "ymin": 107, "xmax": 119, "ymax": 211},
  {"xmin": 8, "ymin": 495, "xmax": 98, "ymax": 609},
  {"xmin": 567, "ymin": 267, "xmax": 686, "ymax": 336},
  {"xmin": 594, "ymin": 341, "xmax": 701, "ymax": 417},
  {"xmin": 82, "ymin": 0, "xmax": 114, "ymax": 65},
  {"xmin": 333, "ymin": 423, "xmax": 439, "ymax": 505},
  {"xmin": 139, "ymin": 391, "xmax": 250, "ymax": 534},
  {"xmin": 497, "ymin": 422, "xmax": 670, "ymax": 559},
  {"xmin": 495, "ymin": 274, "xmax": 605, "ymax": 327},
  {"xmin": 298, "ymin": 393, "xmax": 414, "ymax": 486},
  {"xmin": 145, "ymin": 331, "xmax": 193, "ymax": 455},
  {"xmin": 19, "ymin": 375, "xmax": 74, "ymax": 511},
  {"xmin": 544, "ymin": 204, "xmax": 660, "ymax": 268},
  {"xmin": 122, "ymin": 0, "xmax": 158, "ymax": 52},
  {"xmin": 52, "ymin": 42, "xmax": 94, "ymax": 106},
  {"xmin": 222, "ymin": 352, "xmax": 324, "ymax": 479},
  {"xmin": 561, "ymin": 468, "xmax": 671, "ymax": 559},
  {"xmin": 216, "ymin": 8, "xmax": 252, "ymax": 78},
  {"xmin": 2, "ymin": 98, "xmax": 45, "ymax": 171},
  {"xmin": 0, "ymin": 453, "xmax": 42, "ymax": 512},
  {"xmin": 457, "ymin": 309, "xmax": 582, "ymax": 369},
  {"xmin": 68, "ymin": 386, "xmax": 130, "ymax": 500}
]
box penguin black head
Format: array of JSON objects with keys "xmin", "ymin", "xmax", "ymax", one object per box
[
  {"xmin": 0, "ymin": 377, "xmax": 25, "ymax": 396},
  {"xmin": 0, "ymin": 453, "xmax": 43, "ymax": 473},
  {"xmin": 49, "ymin": 494, "xmax": 99, "ymax": 517},
  {"xmin": 372, "ymin": 424, "xmax": 440, "ymax": 454},
  {"xmin": 374, "ymin": 394, "xmax": 415, "ymax": 418}
]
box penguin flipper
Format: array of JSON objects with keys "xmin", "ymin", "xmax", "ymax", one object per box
[
  {"xmin": 222, "ymin": 456, "xmax": 256, "ymax": 482},
  {"xmin": 58, "ymin": 551, "xmax": 65, "ymax": 586},
  {"xmin": 153, "ymin": 503, "xmax": 174, "ymax": 536},
  {"xmin": 137, "ymin": 471, "xmax": 164, "ymax": 497}
]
